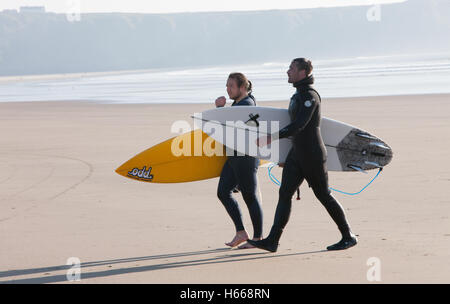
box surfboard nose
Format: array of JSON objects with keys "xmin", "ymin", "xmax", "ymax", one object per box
[{"xmin": 115, "ymin": 161, "xmax": 130, "ymax": 177}]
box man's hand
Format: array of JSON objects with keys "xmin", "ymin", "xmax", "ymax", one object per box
[
  {"xmin": 256, "ymin": 135, "xmax": 272, "ymax": 147},
  {"xmin": 215, "ymin": 96, "xmax": 226, "ymax": 107}
]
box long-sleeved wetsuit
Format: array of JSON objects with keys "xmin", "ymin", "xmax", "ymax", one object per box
[
  {"xmin": 271, "ymin": 75, "xmax": 351, "ymax": 238},
  {"xmin": 217, "ymin": 96, "xmax": 263, "ymax": 238}
]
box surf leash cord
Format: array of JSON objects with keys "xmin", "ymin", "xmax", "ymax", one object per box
[{"xmin": 267, "ymin": 163, "xmax": 383, "ymax": 196}]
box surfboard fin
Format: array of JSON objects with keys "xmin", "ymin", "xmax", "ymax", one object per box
[
  {"xmin": 356, "ymin": 133, "xmax": 378, "ymax": 140},
  {"xmin": 369, "ymin": 142, "xmax": 391, "ymax": 150},
  {"xmin": 364, "ymin": 161, "xmax": 383, "ymax": 168},
  {"xmin": 348, "ymin": 165, "xmax": 368, "ymax": 174}
]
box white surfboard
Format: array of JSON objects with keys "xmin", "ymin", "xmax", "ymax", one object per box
[{"xmin": 192, "ymin": 106, "xmax": 393, "ymax": 172}]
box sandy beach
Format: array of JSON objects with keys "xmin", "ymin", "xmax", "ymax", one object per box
[{"xmin": 1, "ymin": 94, "xmax": 450, "ymax": 284}]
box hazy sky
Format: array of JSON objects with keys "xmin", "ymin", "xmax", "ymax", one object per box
[{"xmin": 1, "ymin": 0, "xmax": 407, "ymax": 14}]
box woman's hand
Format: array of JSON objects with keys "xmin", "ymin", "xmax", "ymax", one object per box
[
  {"xmin": 256, "ymin": 135, "xmax": 272, "ymax": 147},
  {"xmin": 215, "ymin": 96, "xmax": 226, "ymax": 107}
]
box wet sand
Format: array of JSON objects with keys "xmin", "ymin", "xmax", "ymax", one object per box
[{"xmin": 1, "ymin": 94, "xmax": 449, "ymax": 283}]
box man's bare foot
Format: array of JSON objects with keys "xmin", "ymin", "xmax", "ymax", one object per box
[
  {"xmin": 238, "ymin": 238, "xmax": 262, "ymax": 249},
  {"xmin": 225, "ymin": 230, "xmax": 249, "ymax": 247}
]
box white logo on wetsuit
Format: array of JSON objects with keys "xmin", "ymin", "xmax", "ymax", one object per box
[{"xmin": 304, "ymin": 100, "xmax": 312, "ymax": 107}]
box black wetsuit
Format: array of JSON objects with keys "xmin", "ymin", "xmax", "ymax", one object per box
[
  {"xmin": 217, "ymin": 96, "xmax": 263, "ymax": 239},
  {"xmin": 273, "ymin": 75, "xmax": 351, "ymax": 236},
  {"xmin": 249, "ymin": 75, "xmax": 354, "ymax": 251}
]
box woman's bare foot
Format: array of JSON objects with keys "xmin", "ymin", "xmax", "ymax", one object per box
[
  {"xmin": 238, "ymin": 237, "xmax": 262, "ymax": 249},
  {"xmin": 225, "ymin": 230, "xmax": 249, "ymax": 247}
]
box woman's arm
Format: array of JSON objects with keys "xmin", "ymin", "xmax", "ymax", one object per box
[{"xmin": 215, "ymin": 96, "xmax": 226, "ymax": 107}]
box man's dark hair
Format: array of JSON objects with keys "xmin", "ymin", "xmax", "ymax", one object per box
[{"xmin": 292, "ymin": 58, "xmax": 313, "ymax": 75}]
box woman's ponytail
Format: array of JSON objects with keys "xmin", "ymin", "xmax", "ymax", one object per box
[{"xmin": 247, "ymin": 80, "xmax": 256, "ymax": 104}]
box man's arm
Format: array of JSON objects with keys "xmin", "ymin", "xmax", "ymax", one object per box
[{"xmin": 272, "ymin": 93, "xmax": 318, "ymax": 141}]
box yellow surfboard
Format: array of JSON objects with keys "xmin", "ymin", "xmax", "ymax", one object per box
[
  {"xmin": 116, "ymin": 129, "xmax": 269, "ymax": 183},
  {"xmin": 115, "ymin": 129, "xmax": 228, "ymax": 183}
]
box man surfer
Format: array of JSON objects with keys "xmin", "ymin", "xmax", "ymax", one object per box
[{"xmin": 248, "ymin": 58, "xmax": 357, "ymax": 252}]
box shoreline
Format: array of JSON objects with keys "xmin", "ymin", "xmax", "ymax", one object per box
[
  {"xmin": 0, "ymin": 68, "xmax": 169, "ymax": 84},
  {"xmin": 0, "ymin": 92, "xmax": 448, "ymax": 105},
  {"xmin": 1, "ymin": 51, "xmax": 449, "ymax": 84}
]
